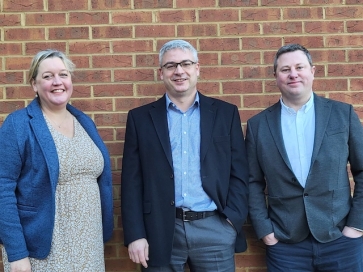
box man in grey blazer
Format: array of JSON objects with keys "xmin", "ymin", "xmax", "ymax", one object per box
[
  {"xmin": 246, "ymin": 44, "xmax": 363, "ymax": 271},
  {"xmin": 121, "ymin": 40, "xmax": 249, "ymax": 271}
]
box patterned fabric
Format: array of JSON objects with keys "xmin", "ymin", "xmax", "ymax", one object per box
[{"xmin": 2, "ymin": 116, "xmax": 105, "ymax": 271}]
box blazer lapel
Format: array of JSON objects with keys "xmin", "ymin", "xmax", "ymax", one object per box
[
  {"xmin": 27, "ymin": 99, "xmax": 59, "ymax": 192},
  {"xmin": 199, "ymin": 93, "xmax": 216, "ymax": 162},
  {"xmin": 149, "ymin": 95, "xmax": 173, "ymax": 168},
  {"xmin": 266, "ymin": 102, "xmax": 293, "ymax": 171},
  {"xmin": 310, "ymin": 94, "xmax": 332, "ymax": 165}
]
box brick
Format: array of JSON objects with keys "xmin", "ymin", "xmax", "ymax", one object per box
[
  {"xmin": 326, "ymin": 35, "xmax": 363, "ymax": 48},
  {"xmin": 5, "ymin": 57, "xmax": 32, "ymax": 70},
  {"xmin": 114, "ymin": 68, "xmax": 155, "ymax": 82},
  {"xmin": 212, "ymin": 95, "xmax": 241, "ymax": 107},
  {"xmin": 0, "ymin": 43, "xmax": 22, "ymax": 55},
  {"xmin": 71, "ymin": 85, "xmax": 92, "ymax": 98},
  {"xmin": 3, "ymin": 0, "xmax": 43, "ymax": 11},
  {"xmin": 48, "ymin": 0, "xmax": 88, "ymax": 11},
  {"xmin": 136, "ymin": 83, "xmax": 165, "ymax": 96},
  {"xmin": 92, "ymin": 26, "xmax": 132, "ymax": 39},
  {"xmin": 305, "ymin": 0, "xmax": 340, "ymax": 3},
  {"xmin": 328, "ymin": 64, "xmax": 363, "ymax": 77},
  {"xmin": 351, "ymin": 79, "xmax": 363, "ymax": 91},
  {"xmin": 199, "ymin": 9, "xmax": 239, "ymax": 22},
  {"xmin": 200, "ymin": 67, "xmax": 240, "ymax": 80},
  {"xmin": 91, "ymin": 0, "xmax": 130, "ymax": 9},
  {"xmin": 284, "ymin": 36, "xmax": 324, "ymax": 49},
  {"xmin": 0, "ymin": 72, "xmax": 24, "ymax": 84},
  {"xmin": 98, "ymin": 128, "xmax": 116, "ymax": 141},
  {"xmin": 313, "ymin": 79, "xmax": 348, "ymax": 92},
  {"xmin": 198, "ymin": 53, "xmax": 219, "ymax": 66},
  {"xmin": 113, "ymin": 40, "xmax": 154, "ymax": 53},
  {"xmin": 74, "ymin": 70, "xmax": 112, "ymax": 83},
  {"xmin": 242, "ymin": 8, "xmax": 280, "ymax": 21},
  {"xmin": 69, "ymin": 41, "xmax": 110, "ymax": 54},
  {"xmin": 305, "ymin": 21, "xmax": 344, "ymax": 34},
  {"xmin": 219, "ymin": 0, "xmax": 258, "ymax": 7},
  {"xmin": 156, "ymin": 10, "xmax": 196, "ymax": 23},
  {"xmin": 283, "ymin": 7, "xmax": 323, "ymax": 20},
  {"xmin": 135, "ymin": 25, "xmax": 175, "ymax": 38},
  {"xmin": 220, "ymin": 23, "xmax": 260, "ymax": 36},
  {"xmin": 242, "ymin": 37, "xmax": 282, "ymax": 50},
  {"xmin": 134, "ymin": 0, "xmax": 172, "ymax": 8},
  {"xmin": 0, "ymin": 14, "xmax": 21, "ymax": 26},
  {"xmin": 346, "ymin": 0, "xmax": 363, "ymax": 3},
  {"xmin": 70, "ymin": 12, "xmax": 109, "ymax": 25},
  {"xmin": 326, "ymin": 7, "xmax": 363, "ymax": 19},
  {"xmin": 244, "ymin": 94, "xmax": 280, "ymax": 108},
  {"xmin": 0, "ymin": 100, "xmax": 25, "ymax": 114},
  {"xmin": 347, "ymin": 21, "xmax": 363, "ymax": 33},
  {"xmin": 263, "ymin": 22, "xmax": 302, "ymax": 35},
  {"xmin": 115, "ymin": 97, "xmax": 155, "ymax": 111},
  {"xmin": 94, "ymin": 112, "xmax": 128, "ymax": 127},
  {"xmin": 26, "ymin": 13, "xmax": 66, "ymax": 26},
  {"xmin": 176, "ymin": 0, "xmax": 216, "ymax": 8},
  {"xmin": 49, "ymin": 27, "xmax": 89, "ymax": 40},
  {"xmin": 6, "ymin": 86, "xmax": 35, "ymax": 99},
  {"xmin": 261, "ymin": 0, "xmax": 300, "ymax": 5},
  {"xmin": 329, "ymin": 92, "xmax": 363, "ymax": 105},
  {"xmin": 94, "ymin": 84, "xmax": 134, "ymax": 97},
  {"xmin": 178, "ymin": 24, "xmax": 218, "ymax": 37},
  {"xmin": 200, "ymin": 38, "xmax": 240, "ymax": 51},
  {"xmin": 25, "ymin": 42, "xmax": 67, "ymax": 54},
  {"xmin": 71, "ymin": 56, "xmax": 90, "ymax": 69},
  {"xmin": 311, "ymin": 49, "xmax": 345, "ymax": 63},
  {"xmin": 136, "ymin": 54, "xmax": 159, "ymax": 68},
  {"xmin": 243, "ymin": 66, "xmax": 271, "ymax": 79},
  {"xmin": 71, "ymin": 98, "xmax": 113, "ymax": 112},
  {"xmin": 5, "ymin": 28, "xmax": 45, "ymax": 41},
  {"xmin": 222, "ymin": 52, "xmax": 260, "ymax": 65},
  {"xmin": 222, "ymin": 81, "xmax": 263, "ymax": 94},
  {"xmin": 112, "ymin": 11, "xmax": 152, "ymax": 24},
  {"xmin": 198, "ymin": 82, "xmax": 220, "ymax": 95},
  {"xmin": 93, "ymin": 55, "xmax": 132, "ymax": 68}
]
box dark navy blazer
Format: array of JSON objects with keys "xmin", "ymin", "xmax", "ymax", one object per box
[{"xmin": 0, "ymin": 98, "xmax": 113, "ymax": 262}]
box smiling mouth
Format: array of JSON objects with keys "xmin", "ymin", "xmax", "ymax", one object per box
[{"xmin": 51, "ymin": 89, "xmax": 64, "ymax": 93}]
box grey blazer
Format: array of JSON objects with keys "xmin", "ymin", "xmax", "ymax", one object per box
[{"xmin": 246, "ymin": 93, "xmax": 363, "ymax": 243}]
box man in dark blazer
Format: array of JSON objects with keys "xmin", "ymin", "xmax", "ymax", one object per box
[
  {"xmin": 121, "ymin": 39, "xmax": 249, "ymax": 271},
  {"xmin": 246, "ymin": 44, "xmax": 363, "ymax": 271}
]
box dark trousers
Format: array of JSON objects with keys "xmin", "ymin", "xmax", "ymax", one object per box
[
  {"xmin": 266, "ymin": 235, "xmax": 363, "ymax": 272},
  {"xmin": 142, "ymin": 213, "xmax": 236, "ymax": 272}
]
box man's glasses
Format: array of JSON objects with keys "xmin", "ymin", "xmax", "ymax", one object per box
[{"xmin": 161, "ymin": 60, "xmax": 197, "ymax": 71}]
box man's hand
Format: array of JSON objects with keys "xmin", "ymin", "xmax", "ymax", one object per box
[
  {"xmin": 342, "ymin": 226, "xmax": 363, "ymax": 238},
  {"xmin": 128, "ymin": 238, "xmax": 149, "ymax": 268},
  {"xmin": 262, "ymin": 232, "xmax": 279, "ymax": 246},
  {"xmin": 10, "ymin": 257, "xmax": 31, "ymax": 272}
]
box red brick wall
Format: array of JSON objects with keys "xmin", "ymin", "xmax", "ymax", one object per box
[{"xmin": 1, "ymin": 1, "xmax": 363, "ymax": 271}]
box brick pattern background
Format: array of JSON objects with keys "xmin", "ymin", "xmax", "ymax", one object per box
[{"xmin": 1, "ymin": 1, "xmax": 363, "ymax": 271}]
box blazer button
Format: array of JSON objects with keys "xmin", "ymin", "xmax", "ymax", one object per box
[
  {"xmin": 170, "ymin": 174, "xmax": 174, "ymax": 179},
  {"xmin": 304, "ymin": 193, "xmax": 308, "ymax": 197},
  {"xmin": 170, "ymin": 201, "xmax": 175, "ymax": 206}
]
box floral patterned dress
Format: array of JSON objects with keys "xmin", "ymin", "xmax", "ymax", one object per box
[{"xmin": 2, "ymin": 116, "xmax": 105, "ymax": 272}]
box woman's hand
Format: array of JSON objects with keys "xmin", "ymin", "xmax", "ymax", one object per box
[{"xmin": 10, "ymin": 257, "xmax": 31, "ymax": 272}]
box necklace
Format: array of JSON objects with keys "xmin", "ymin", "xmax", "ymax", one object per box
[{"xmin": 44, "ymin": 111, "xmax": 69, "ymax": 129}]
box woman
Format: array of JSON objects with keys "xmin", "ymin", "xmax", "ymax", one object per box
[{"xmin": 0, "ymin": 50, "xmax": 113, "ymax": 272}]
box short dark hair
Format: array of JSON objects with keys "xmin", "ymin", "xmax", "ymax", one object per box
[{"xmin": 273, "ymin": 44, "xmax": 313, "ymax": 74}]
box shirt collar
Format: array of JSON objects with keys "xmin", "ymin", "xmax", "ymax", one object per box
[
  {"xmin": 280, "ymin": 93, "xmax": 314, "ymax": 114},
  {"xmin": 165, "ymin": 92, "xmax": 200, "ymax": 111}
]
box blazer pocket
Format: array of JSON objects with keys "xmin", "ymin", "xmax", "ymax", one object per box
[
  {"xmin": 326, "ymin": 126, "xmax": 346, "ymax": 136},
  {"xmin": 143, "ymin": 202, "xmax": 151, "ymax": 214}
]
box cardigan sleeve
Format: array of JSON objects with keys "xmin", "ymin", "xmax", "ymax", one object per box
[{"xmin": 0, "ymin": 114, "xmax": 29, "ymax": 261}]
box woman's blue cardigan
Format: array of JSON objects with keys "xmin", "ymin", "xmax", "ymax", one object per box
[{"xmin": 0, "ymin": 98, "xmax": 114, "ymax": 262}]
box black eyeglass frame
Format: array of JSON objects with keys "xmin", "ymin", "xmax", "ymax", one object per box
[{"xmin": 160, "ymin": 60, "xmax": 197, "ymax": 70}]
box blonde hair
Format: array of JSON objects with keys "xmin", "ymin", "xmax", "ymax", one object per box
[{"xmin": 28, "ymin": 49, "xmax": 75, "ymax": 85}]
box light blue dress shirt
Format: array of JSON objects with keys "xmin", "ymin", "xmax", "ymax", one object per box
[
  {"xmin": 280, "ymin": 95, "xmax": 315, "ymax": 188},
  {"xmin": 166, "ymin": 93, "xmax": 217, "ymax": 211}
]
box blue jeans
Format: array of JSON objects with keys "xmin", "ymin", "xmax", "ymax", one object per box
[
  {"xmin": 143, "ymin": 213, "xmax": 236, "ymax": 272},
  {"xmin": 266, "ymin": 234, "xmax": 363, "ymax": 272}
]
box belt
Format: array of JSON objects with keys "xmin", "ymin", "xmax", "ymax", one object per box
[{"xmin": 176, "ymin": 207, "xmax": 217, "ymax": 221}]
